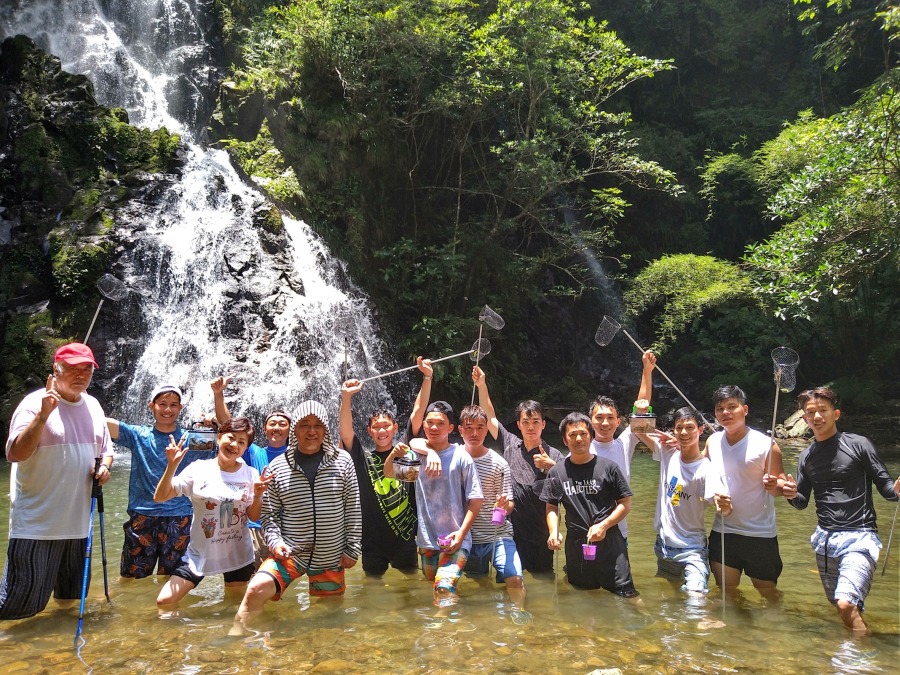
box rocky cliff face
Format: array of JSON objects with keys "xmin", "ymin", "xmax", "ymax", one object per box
[{"xmin": 0, "ymin": 35, "xmax": 182, "ymax": 429}]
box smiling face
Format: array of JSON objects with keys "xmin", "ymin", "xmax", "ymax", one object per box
[
  {"xmin": 367, "ymin": 414, "xmax": 398, "ymax": 451},
  {"xmin": 149, "ymin": 392, "xmax": 182, "ymax": 433},
  {"xmin": 294, "ymin": 414, "xmax": 327, "ymax": 454},
  {"xmin": 802, "ymin": 397, "xmax": 841, "ymax": 441},
  {"xmin": 54, "ymin": 362, "xmax": 94, "ymax": 401},
  {"xmin": 217, "ymin": 430, "xmax": 251, "ymax": 469},
  {"xmin": 590, "ymin": 405, "xmax": 620, "ymax": 443},
  {"xmin": 517, "ymin": 411, "xmax": 546, "ymax": 446},
  {"xmin": 673, "ymin": 417, "xmax": 701, "ymax": 454},
  {"xmin": 265, "ymin": 415, "xmax": 291, "ymax": 448}
]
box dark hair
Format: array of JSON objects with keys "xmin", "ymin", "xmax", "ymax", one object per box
[
  {"xmin": 219, "ymin": 416, "xmax": 255, "ymax": 439},
  {"xmin": 459, "ymin": 405, "xmax": 488, "ymax": 425},
  {"xmin": 424, "ymin": 400, "xmax": 455, "ymax": 425},
  {"xmin": 797, "ymin": 387, "xmax": 838, "ymax": 410},
  {"xmin": 589, "ymin": 395, "xmax": 620, "ymax": 418},
  {"xmin": 713, "ymin": 385, "xmax": 746, "ymax": 407},
  {"xmin": 367, "ymin": 408, "xmax": 397, "ymax": 426},
  {"xmin": 671, "ymin": 407, "xmax": 701, "ymax": 426},
  {"xmin": 559, "ymin": 412, "xmax": 594, "ymax": 438},
  {"xmin": 515, "ymin": 400, "xmax": 544, "ymax": 420}
]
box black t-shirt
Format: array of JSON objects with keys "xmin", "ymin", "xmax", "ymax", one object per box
[
  {"xmin": 499, "ymin": 422, "xmax": 564, "ymax": 543},
  {"xmin": 540, "ymin": 455, "xmax": 632, "ymax": 539},
  {"xmin": 294, "ymin": 449, "xmax": 324, "ymax": 483},
  {"xmin": 348, "ymin": 435, "xmax": 417, "ymax": 546},
  {"xmin": 788, "ymin": 431, "xmax": 898, "ymax": 531}
]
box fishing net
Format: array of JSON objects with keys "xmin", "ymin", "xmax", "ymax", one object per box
[
  {"xmin": 594, "ymin": 315, "xmax": 621, "ymax": 347},
  {"xmin": 97, "ymin": 273, "xmax": 128, "ymax": 301},
  {"xmin": 771, "ymin": 347, "xmax": 800, "ymax": 393},
  {"xmin": 478, "ymin": 304, "xmax": 505, "ymax": 331},
  {"xmin": 469, "ymin": 337, "xmax": 491, "ymax": 361}
]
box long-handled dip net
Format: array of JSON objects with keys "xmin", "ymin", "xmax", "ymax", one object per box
[
  {"xmin": 84, "ymin": 274, "xmax": 129, "ymax": 343},
  {"xmin": 766, "ymin": 347, "xmax": 800, "ymax": 475},
  {"xmin": 358, "ymin": 339, "xmax": 491, "ymax": 384},
  {"xmin": 471, "ymin": 305, "xmax": 505, "ymax": 404},
  {"xmin": 594, "ymin": 316, "xmax": 715, "ymax": 431}
]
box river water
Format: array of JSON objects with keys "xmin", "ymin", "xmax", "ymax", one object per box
[{"xmin": 0, "ymin": 440, "xmax": 897, "ymax": 673}]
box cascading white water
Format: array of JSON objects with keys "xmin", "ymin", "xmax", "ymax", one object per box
[{"xmin": 1, "ymin": 0, "xmax": 400, "ymax": 425}]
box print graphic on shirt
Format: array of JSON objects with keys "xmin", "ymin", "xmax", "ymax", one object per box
[
  {"xmin": 365, "ymin": 451, "xmax": 417, "ymax": 540},
  {"xmin": 563, "ymin": 478, "xmax": 600, "ymax": 497},
  {"xmin": 198, "ymin": 480, "xmax": 251, "ymax": 541},
  {"xmin": 665, "ymin": 475, "xmax": 691, "ymax": 506}
]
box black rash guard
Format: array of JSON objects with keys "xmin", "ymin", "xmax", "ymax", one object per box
[{"xmin": 787, "ymin": 431, "xmax": 898, "ymax": 531}]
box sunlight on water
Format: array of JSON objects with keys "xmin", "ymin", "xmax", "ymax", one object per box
[{"xmin": 0, "ymin": 443, "xmax": 896, "ymax": 673}]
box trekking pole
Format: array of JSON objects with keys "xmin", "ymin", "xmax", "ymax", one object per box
[
  {"xmin": 74, "ymin": 462, "xmax": 100, "ymax": 647},
  {"xmin": 95, "ymin": 463, "xmax": 110, "ymax": 602}
]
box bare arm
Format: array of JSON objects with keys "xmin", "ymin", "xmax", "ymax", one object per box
[
  {"xmin": 106, "ymin": 418, "xmax": 120, "ymax": 441},
  {"xmin": 473, "ymin": 366, "xmax": 499, "ymax": 439},
  {"xmin": 587, "ymin": 496, "xmax": 631, "ymax": 543},
  {"xmin": 546, "ymin": 503, "xmax": 562, "ymax": 549},
  {"xmin": 763, "ymin": 441, "xmax": 787, "ymax": 495},
  {"xmin": 339, "ymin": 380, "xmax": 361, "ymax": 450},
  {"xmin": 408, "ymin": 357, "xmax": 433, "ymax": 436},
  {"xmin": 210, "ymin": 376, "xmax": 232, "ymax": 424},
  {"xmin": 7, "ymin": 375, "xmax": 59, "ymax": 463}
]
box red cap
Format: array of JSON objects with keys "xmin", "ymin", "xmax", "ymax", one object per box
[{"xmin": 54, "ymin": 343, "xmax": 99, "ymax": 368}]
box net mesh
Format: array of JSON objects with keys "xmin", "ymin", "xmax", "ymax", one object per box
[
  {"xmin": 478, "ymin": 304, "xmax": 505, "ymax": 330},
  {"xmin": 470, "ymin": 337, "xmax": 491, "ymax": 361},
  {"xmin": 594, "ymin": 315, "xmax": 621, "ymax": 347},
  {"xmin": 772, "ymin": 346, "xmax": 800, "ymax": 392},
  {"xmin": 97, "ymin": 273, "xmax": 128, "ymax": 301}
]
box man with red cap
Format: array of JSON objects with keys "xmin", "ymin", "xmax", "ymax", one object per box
[{"xmin": 1, "ymin": 343, "xmax": 113, "ymax": 619}]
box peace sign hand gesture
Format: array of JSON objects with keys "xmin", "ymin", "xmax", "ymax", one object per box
[{"xmin": 165, "ymin": 432, "xmax": 189, "ymax": 467}]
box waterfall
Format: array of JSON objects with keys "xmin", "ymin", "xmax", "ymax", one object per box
[{"xmin": 1, "ymin": 0, "xmax": 400, "ymax": 426}]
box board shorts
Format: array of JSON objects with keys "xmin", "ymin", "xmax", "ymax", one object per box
[
  {"xmin": 708, "ymin": 531, "xmax": 782, "ymax": 583},
  {"xmin": 816, "ymin": 551, "xmax": 875, "ymax": 611},
  {"xmin": 257, "ymin": 557, "xmax": 346, "ymax": 599},
  {"xmin": 419, "ymin": 547, "xmax": 468, "ymax": 607},
  {"xmin": 120, "ymin": 514, "xmax": 191, "ymax": 578}
]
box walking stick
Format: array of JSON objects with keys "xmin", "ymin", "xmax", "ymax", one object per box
[
  {"xmin": 74, "ymin": 466, "xmax": 99, "ymax": 647},
  {"xmin": 95, "ymin": 467, "xmax": 110, "ymax": 602},
  {"xmin": 882, "ymin": 498, "xmax": 900, "ymax": 576}
]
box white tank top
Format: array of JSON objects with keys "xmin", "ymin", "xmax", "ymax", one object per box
[{"xmin": 704, "ymin": 428, "xmax": 777, "ymax": 537}]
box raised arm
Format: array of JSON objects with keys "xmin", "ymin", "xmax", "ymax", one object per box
[
  {"xmin": 339, "ymin": 379, "xmax": 362, "ymax": 450},
  {"xmin": 210, "ymin": 376, "xmax": 232, "ymax": 424},
  {"xmin": 7, "ymin": 375, "xmax": 59, "ymax": 463},
  {"xmin": 473, "ymin": 366, "xmax": 499, "ymax": 439},
  {"xmin": 408, "ymin": 357, "xmax": 433, "ymax": 436},
  {"xmin": 637, "ymin": 350, "xmax": 656, "ymax": 403}
]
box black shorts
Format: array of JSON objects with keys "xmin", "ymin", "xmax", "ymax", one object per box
[
  {"xmin": 514, "ymin": 535, "xmax": 555, "ymax": 574},
  {"xmin": 170, "ymin": 561, "xmax": 255, "ymax": 588},
  {"xmin": 362, "ymin": 538, "xmax": 417, "ymax": 576},
  {"xmin": 564, "ymin": 528, "xmax": 638, "ymax": 597},
  {"xmin": 708, "ymin": 531, "xmax": 782, "ymax": 583}
]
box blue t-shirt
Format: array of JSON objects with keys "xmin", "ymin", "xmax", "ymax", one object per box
[
  {"xmin": 242, "ymin": 443, "xmax": 270, "ymax": 530},
  {"xmin": 116, "ymin": 422, "xmax": 215, "ymax": 516},
  {"xmin": 264, "ymin": 444, "xmax": 287, "ymax": 464}
]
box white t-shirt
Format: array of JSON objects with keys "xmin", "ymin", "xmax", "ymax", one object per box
[
  {"xmin": 589, "ymin": 427, "xmax": 640, "ymax": 537},
  {"xmin": 6, "ymin": 390, "xmax": 112, "ymax": 539},
  {"xmin": 704, "ymin": 428, "xmax": 776, "ymax": 537},
  {"xmin": 469, "ymin": 450, "xmax": 514, "ymax": 544},
  {"xmin": 173, "ymin": 458, "xmax": 258, "ymax": 576},
  {"xmin": 653, "ymin": 445, "xmax": 713, "ymax": 549}
]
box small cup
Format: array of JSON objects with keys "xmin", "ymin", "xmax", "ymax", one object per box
[
  {"xmin": 491, "ymin": 507, "xmax": 506, "ymax": 525},
  {"xmin": 582, "ymin": 543, "xmax": 597, "ymax": 560},
  {"xmin": 437, "ymin": 536, "xmax": 452, "ymax": 548}
]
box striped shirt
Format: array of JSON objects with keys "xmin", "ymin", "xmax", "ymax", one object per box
[
  {"xmin": 261, "ymin": 403, "xmax": 361, "ymax": 570},
  {"xmin": 470, "ymin": 450, "xmax": 514, "ymax": 544}
]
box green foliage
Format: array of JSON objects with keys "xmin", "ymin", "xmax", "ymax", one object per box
[
  {"xmin": 48, "ymin": 230, "xmax": 114, "ymax": 300},
  {"xmin": 221, "ymin": 121, "xmax": 304, "ymax": 207},
  {"xmin": 745, "ymin": 71, "xmax": 900, "ymax": 320},
  {"xmin": 624, "ymin": 254, "xmax": 756, "ymax": 351}
]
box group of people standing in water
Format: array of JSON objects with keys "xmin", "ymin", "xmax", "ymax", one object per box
[{"xmin": 2, "ymin": 342, "xmax": 898, "ymax": 637}]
